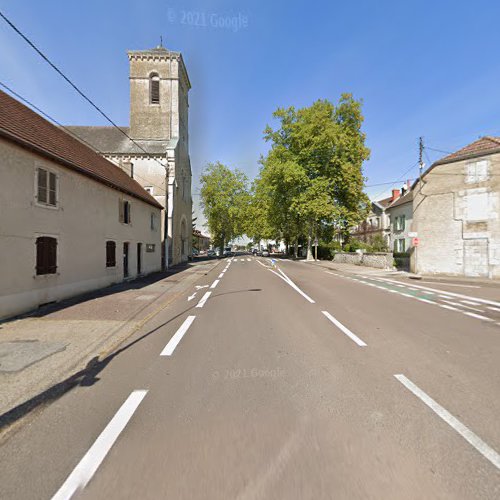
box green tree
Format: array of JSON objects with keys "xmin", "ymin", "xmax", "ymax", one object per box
[{"xmin": 200, "ymin": 162, "xmax": 249, "ymax": 253}]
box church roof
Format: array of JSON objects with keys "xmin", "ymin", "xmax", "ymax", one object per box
[
  {"xmin": 64, "ymin": 126, "xmax": 178, "ymax": 155},
  {"xmin": 0, "ymin": 90, "xmax": 162, "ymax": 209}
]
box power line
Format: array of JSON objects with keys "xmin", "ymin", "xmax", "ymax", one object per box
[
  {"xmin": 0, "ymin": 80, "xmax": 169, "ymax": 194},
  {"xmin": 0, "ymin": 9, "xmax": 170, "ymax": 175}
]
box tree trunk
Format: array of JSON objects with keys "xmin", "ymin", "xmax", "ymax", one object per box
[
  {"xmin": 306, "ymin": 224, "xmax": 314, "ymax": 261},
  {"xmin": 293, "ymin": 240, "xmax": 298, "ymax": 259}
]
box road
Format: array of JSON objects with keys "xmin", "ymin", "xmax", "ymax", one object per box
[{"xmin": 1, "ymin": 256, "xmax": 500, "ymax": 499}]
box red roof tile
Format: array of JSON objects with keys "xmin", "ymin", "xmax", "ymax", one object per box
[
  {"xmin": 0, "ymin": 90, "xmax": 162, "ymax": 209},
  {"xmin": 434, "ymin": 136, "xmax": 500, "ymax": 165}
]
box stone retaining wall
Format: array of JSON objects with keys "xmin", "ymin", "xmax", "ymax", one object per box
[{"xmin": 333, "ymin": 252, "xmax": 394, "ymax": 269}]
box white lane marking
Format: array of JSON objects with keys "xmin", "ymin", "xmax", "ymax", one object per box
[
  {"xmin": 160, "ymin": 316, "xmax": 196, "ymax": 356},
  {"xmin": 401, "ymin": 293, "xmax": 414, "ymax": 299},
  {"xmin": 461, "ymin": 300, "xmax": 481, "ymax": 306},
  {"xmin": 439, "ymin": 304, "xmax": 459, "ymax": 311},
  {"xmin": 417, "ymin": 298, "xmax": 435, "ymax": 305},
  {"xmin": 195, "ymin": 285, "xmax": 209, "ymax": 290},
  {"xmin": 325, "ymin": 271, "xmax": 336, "ymax": 275},
  {"xmin": 375, "ymin": 277, "xmax": 500, "ymax": 307},
  {"xmin": 418, "ymin": 282, "xmax": 481, "ymax": 288},
  {"xmin": 210, "ymin": 279, "xmax": 220, "ymax": 289},
  {"xmin": 462, "ymin": 312, "xmax": 493, "ymax": 322},
  {"xmin": 439, "ymin": 295, "xmax": 453, "ymax": 299},
  {"xmin": 51, "ymin": 390, "xmax": 148, "ymax": 500},
  {"xmin": 187, "ymin": 292, "xmax": 197, "ymax": 302},
  {"xmin": 196, "ymin": 291, "xmax": 212, "ymax": 308},
  {"xmin": 322, "ymin": 311, "xmax": 367, "ymax": 347},
  {"xmin": 394, "ymin": 374, "xmax": 500, "ymax": 470},
  {"xmin": 274, "ymin": 268, "xmax": 315, "ymax": 303},
  {"xmin": 240, "ymin": 259, "xmax": 245, "ymax": 262},
  {"xmin": 218, "ymin": 273, "xmax": 224, "ymax": 279},
  {"xmin": 256, "ymin": 259, "xmax": 267, "ymax": 268},
  {"xmin": 247, "ymin": 258, "xmax": 251, "ymax": 262},
  {"xmin": 442, "ymin": 300, "xmax": 483, "ymax": 312},
  {"xmin": 487, "ymin": 306, "xmax": 500, "ymax": 313}
]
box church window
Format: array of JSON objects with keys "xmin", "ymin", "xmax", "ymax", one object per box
[{"xmin": 150, "ymin": 73, "xmax": 160, "ymax": 104}]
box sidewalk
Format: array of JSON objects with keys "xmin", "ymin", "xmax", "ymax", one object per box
[
  {"xmin": 299, "ymin": 259, "xmax": 405, "ymax": 277},
  {"xmin": 0, "ymin": 259, "xmax": 221, "ymax": 430}
]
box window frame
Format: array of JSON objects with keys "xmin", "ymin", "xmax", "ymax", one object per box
[
  {"xmin": 35, "ymin": 165, "xmax": 59, "ymax": 209},
  {"xmin": 150, "ymin": 73, "xmax": 160, "ymax": 105},
  {"xmin": 466, "ymin": 159, "xmax": 489, "ymax": 184},
  {"xmin": 35, "ymin": 235, "xmax": 58, "ymax": 276},
  {"xmin": 106, "ymin": 240, "xmax": 117, "ymax": 268}
]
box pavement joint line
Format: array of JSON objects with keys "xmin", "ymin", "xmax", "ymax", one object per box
[
  {"xmin": 394, "ymin": 374, "xmax": 500, "ymax": 470},
  {"xmin": 210, "ymin": 279, "xmax": 220, "ymax": 289},
  {"xmin": 51, "ymin": 390, "xmax": 148, "ymax": 500},
  {"xmin": 196, "ymin": 291, "xmax": 212, "ymax": 308},
  {"xmin": 160, "ymin": 316, "xmax": 196, "ymax": 356},
  {"xmin": 321, "ymin": 311, "xmax": 367, "ymax": 347}
]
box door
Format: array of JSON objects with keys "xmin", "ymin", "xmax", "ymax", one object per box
[
  {"xmin": 137, "ymin": 242, "xmax": 142, "ymax": 275},
  {"xmin": 123, "ymin": 242, "xmax": 129, "ymax": 278},
  {"xmin": 464, "ymin": 239, "xmax": 489, "ymax": 277}
]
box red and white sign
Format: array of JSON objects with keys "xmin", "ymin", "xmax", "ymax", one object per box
[{"xmin": 412, "ymin": 237, "xmax": 420, "ymax": 247}]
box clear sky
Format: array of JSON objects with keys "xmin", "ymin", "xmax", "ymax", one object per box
[{"xmin": 2, "ymin": 0, "xmax": 500, "ymax": 229}]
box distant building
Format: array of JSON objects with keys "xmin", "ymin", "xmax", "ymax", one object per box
[
  {"xmin": 193, "ymin": 229, "xmax": 211, "ymax": 251},
  {"xmin": 66, "ymin": 45, "xmax": 192, "ymax": 267},
  {"xmin": 412, "ymin": 137, "xmax": 500, "ymax": 278},
  {"xmin": 350, "ymin": 190, "xmax": 401, "ymax": 247},
  {"xmin": 0, "ymin": 90, "xmax": 162, "ymax": 319}
]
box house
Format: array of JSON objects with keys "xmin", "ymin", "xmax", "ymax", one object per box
[
  {"xmin": 193, "ymin": 229, "xmax": 211, "ymax": 252},
  {"xmin": 350, "ymin": 189, "xmax": 401, "ymax": 247},
  {"xmin": 412, "ymin": 136, "xmax": 500, "ymax": 278},
  {"xmin": 387, "ymin": 185, "xmax": 413, "ymax": 253},
  {"xmin": 65, "ymin": 45, "xmax": 192, "ymax": 267},
  {"xmin": 0, "ymin": 89, "xmax": 162, "ymax": 320}
]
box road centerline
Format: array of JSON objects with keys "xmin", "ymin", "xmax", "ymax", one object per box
[{"xmin": 196, "ymin": 291, "xmax": 212, "ymax": 308}]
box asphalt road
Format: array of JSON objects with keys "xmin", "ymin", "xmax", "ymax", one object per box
[{"xmin": 1, "ymin": 256, "xmax": 500, "ymax": 499}]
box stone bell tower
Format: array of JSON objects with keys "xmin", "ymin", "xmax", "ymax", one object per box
[{"xmin": 128, "ymin": 45, "xmax": 191, "ymax": 144}]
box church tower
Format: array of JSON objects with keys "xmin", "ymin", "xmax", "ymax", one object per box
[{"xmin": 128, "ymin": 45, "xmax": 191, "ymax": 144}]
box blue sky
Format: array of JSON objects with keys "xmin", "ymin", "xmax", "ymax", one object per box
[{"xmin": 2, "ymin": 0, "xmax": 500, "ymax": 226}]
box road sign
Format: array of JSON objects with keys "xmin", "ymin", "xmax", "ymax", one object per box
[
  {"xmin": 313, "ymin": 238, "xmax": 319, "ymax": 246},
  {"xmin": 412, "ymin": 237, "xmax": 420, "ymax": 247},
  {"xmin": 408, "ymin": 232, "xmax": 418, "ymax": 238}
]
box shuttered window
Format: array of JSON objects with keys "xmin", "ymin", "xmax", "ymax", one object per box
[
  {"xmin": 37, "ymin": 168, "xmax": 57, "ymax": 206},
  {"xmin": 106, "ymin": 241, "xmax": 116, "ymax": 267},
  {"xmin": 150, "ymin": 74, "xmax": 160, "ymax": 104},
  {"xmin": 119, "ymin": 200, "xmax": 131, "ymax": 224},
  {"xmin": 36, "ymin": 237, "xmax": 57, "ymax": 275}
]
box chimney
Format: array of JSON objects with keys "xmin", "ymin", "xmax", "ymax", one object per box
[{"xmin": 391, "ymin": 189, "xmax": 400, "ymax": 202}]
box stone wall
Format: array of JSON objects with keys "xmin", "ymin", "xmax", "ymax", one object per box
[{"xmin": 333, "ymin": 252, "xmax": 394, "ymax": 269}]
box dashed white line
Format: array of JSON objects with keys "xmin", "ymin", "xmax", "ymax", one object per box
[
  {"xmin": 462, "ymin": 311, "xmax": 493, "ymax": 322},
  {"xmin": 246, "ymin": 258, "xmax": 251, "ymax": 262},
  {"xmin": 218, "ymin": 273, "xmax": 224, "ymax": 279},
  {"xmin": 394, "ymin": 374, "xmax": 500, "ymax": 471},
  {"xmin": 439, "ymin": 295, "xmax": 453, "ymax": 299},
  {"xmin": 51, "ymin": 390, "xmax": 148, "ymax": 500},
  {"xmin": 160, "ymin": 316, "xmax": 196, "ymax": 356},
  {"xmin": 442, "ymin": 300, "xmax": 482, "ymax": 312},
  {"xmin": 210, "ymin": 279, "xmax": 220, "ymax": 289},
  {"xmin": 322, "ymin": 311, "xmax": 367, "ymax": 347},
  {"xmin": 196, "ymin": 291, "xmax": 212, "ymax": 308},
  {"xmin": 439, "ymin": 304, "xmax": 459, "ymax": 311},
  {"xmin": 487, "ymin": 306, "xmax": 500, "ymax": 313},
  {"xmin": 461, "ymin": 300, "xmax": 481, "ymax": 307}
]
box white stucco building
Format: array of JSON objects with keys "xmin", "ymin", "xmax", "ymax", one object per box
[
  {"xmin": 0, "ymin": 89, "xmax": 162, "ymax": 320},
  {"xmin": 66, "ymin": 45, "xmax": 192, "ymax": 267}
]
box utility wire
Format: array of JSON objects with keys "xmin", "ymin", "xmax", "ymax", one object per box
[{"xmin": 0, "ymin": 9, "xmax": 169, "ymax": 175}]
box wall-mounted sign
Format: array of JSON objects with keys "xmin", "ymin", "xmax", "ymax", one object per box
[
  {"xmin": 412, "ymin": 238, "xmax": 420, "ymax": 247},
  {"xmin": 408, "ymin": 232, "xmax": 418, "ymax": 238},
  {"xmin": 146, "ymin": 244, "xmax": 156, "ymax": 253}
]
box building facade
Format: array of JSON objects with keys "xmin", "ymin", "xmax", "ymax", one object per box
[
  {"xmin": 0, "ymin": 90, "xmax": 162, "ymax": 320},
  {"xmin": 412, "ymin": 137, "xmax": 500, "ymax": 278},
  {"xmin": 387, "ymin": 190, "xmax": 413, "ymax": 253},
  {"xmin": 66, "ymin": 45, "xmax": 192, "ymax": 267}
]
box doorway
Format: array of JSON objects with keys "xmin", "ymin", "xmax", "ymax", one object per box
[
  {"xmin": 137, "ymin": 242, "xmax": 142, "ymax": 275},
  {"xmin": 123, "ymin": 242, "xmax": 129, "ymax": 278}
]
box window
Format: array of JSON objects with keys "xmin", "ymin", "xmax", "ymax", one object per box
[
  {"xmin": 150, "ymin": 73, "xmax": 160, "ymax": 104},
  {"xmin": 394, "ymin": 215, "xmax": 405, "ymax": 231},
  {"xmin": 150, "ymin": 212, "xmax": 157, "ymax": 231},
  {"xmin": 466, "ymin": 160, "xmax": 488, "ymax": 184},
  {"xmin": 144, "ymin": 186, "xmax": 154, "ymax": 195},
  {"xmin": 106, "ymin": 241, "xmax": 116, "ymax": 267},
  {"xmin": 393, "ymin": 239, "xmax": 406, "ymax": 253},
  {"xmin": 37, "ymin": 168, "xmax": 57, "ymax": 206},
  {"xmin": 119, "ymin": 200, "xmax": 131, "ymax": 224},
  {"xmin": 36, "ymin": 236, "xmax": 57, "ymax": 275}
]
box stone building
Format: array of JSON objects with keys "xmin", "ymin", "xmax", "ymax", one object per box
[
  {"xmin": 387, "ymin": 186, "xmax": 413, "ymax": 253},
  {"xmin": 0, "ymin": 90, "xmax": 162, "ymax": 319},
  {"xmin": 412, "ymin": 137, "xmax": 500, "ymax": 278},
  {"xmin": 66, "ymin": 45, "xmax": 192, "ymax": 267}
]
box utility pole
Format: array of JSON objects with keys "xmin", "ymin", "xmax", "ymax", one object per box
[{"xmin": 419, "ymin": 136, "xmax": 424, "ymax": 182}]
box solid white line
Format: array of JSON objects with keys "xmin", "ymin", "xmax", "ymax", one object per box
[
  {"xmin": 394, "ymin": 374, "xmax": 500, "ymax": 470},
  {"xmin": 51, "ymin": 390, "xmax": 148, "ymax": 500},
  {"xmin": 160, "ymin": 316, "xmax": 196, "ymax": 356},
  {"xmin": 419, "ymin": 282, "xmax": 481, "ymax": 288},
  {"xmin": 375, "ymin": 277, "xmax": 500, "ymax": 307},
  {"xmin": 196, "ymin": 291, "xmax": 212, "ymax": 308},
  {"xmin": 439, "ymin": 295, "xmax": 453, "ymax": 299},
  {"xmin": 210, "ymin": 279, "xmax": 220, "ymax": 289},
  {"xmin": 442, "ymin": 300, "xmax": 483, "ymax": 312},
  {"xmin": 322, "ymin": 311, "xmax": 367, "ymax": 347},
  {"xmin": 462, "ymin": 311, "xmax": 493, "ymax": 322},
  {"xmin": 417, "ymin": 298, "xmax": 435, "ymax": 305},
  {"xmin": 439, "ymin": 304, "xmax": 459, "ymax": 311},
  {"xmin": 461, "ymin": 300, "xmax": 481, "ymax": 306},
  {"xmin": 256, "ymin": 260, "xmax": 267, "ymax": 268},
  {"xmin": 269, "ymin": 269, "xmax": 315, "ymax": 303},
  {"xmin": 487, "ymin": 306, "xmax": 500, "ymax": 313},
  {"xmin": 218, "ymin": 273, "xmax": 224, "ymax": 278}
]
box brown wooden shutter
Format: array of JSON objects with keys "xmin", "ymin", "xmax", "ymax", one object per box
[
  {"xmin": 151, "ymin": 79, "xmax": 160, "ymax": 104},
  {"xmin": 36, "ymin": 237, "xmax": 57, "ymax": 275},
  {"xmin": 37, "ymin": 168, "xmax": 47, "ymax": 203},
  {"xmin": 48, "ymin": 172, "xmax": 57, "ymax": 206},
  {"xmin": 106, "ymin": 241, "xmax": 116, "ymax": 267},
  {"xmin": 119, "ymin": 199, "xmax": 124, "ymax": 222}
]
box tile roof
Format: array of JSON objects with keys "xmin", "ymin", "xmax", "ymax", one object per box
[
  {"xmin": 64, "ymin": 126, "xmax": 178, "ymax": 155},
  {"xmin": 387, "ymin": 190, "xmax": 413, "ymax": 209},
  {"xmin": 434, "ymin": 136, "xmax": 500, "ymax": 166},
  {"xmin": 0, "ymin": 90, "xmax": 162, "ymax": 209},
  {"xmin": 376, "ymin": 196, "xmax": 393, "ymax": 208}
]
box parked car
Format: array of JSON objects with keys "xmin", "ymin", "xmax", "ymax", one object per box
[
  {"xmin": 223, "ymin": 246, "xmax": 233, "ymax": 258},
  {"xmin": 192, "ymin": 248, "xmax": 199, "ymax": 257},
  {"xmin": 262, "ymin": 250, "xmax": 270, "ymax": 257},
  {"xmin": 207, "ymin": 249, "xmax": 216, "ymax": 258}
]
